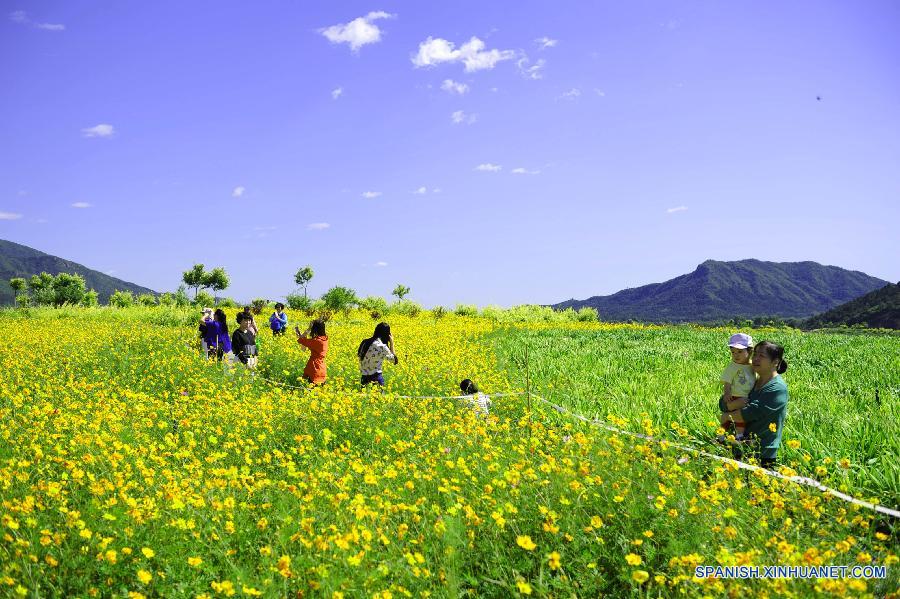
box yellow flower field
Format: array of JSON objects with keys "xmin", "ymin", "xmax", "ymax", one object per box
[{"xmin": 0, "ymin": 308, "xmax": 896, "ymax": 597}]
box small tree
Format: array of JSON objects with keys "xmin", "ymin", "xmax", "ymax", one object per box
[
  {"xmin": 251, "ymin": 298, "xmax": 268, "ymax": 315},
  {"xmin": 202, "ymin": 267, "xmax": 229, "ymax": 304},
  {"xmin": 9, "ymin": 277, "xmax": 27, "ymax": 306},
  {"xmin": 28, "ymin": 272, "xmax": 56, "ymax": 306},
  {"xmin": 182, "ymin": 264, "xmax": 206, "ymax": 298},
  {"xmin": 294, "ymin": 266, "xmax": 314, "ymax": 298},
  {"xmin": 138, "ymin": 293, "xmax": 157, "ymax": 307},
  {"xmin": 81, "ymin": 289, "xmax": 99, "ymax": 307},
  {"xmin": 286, "ymin": 293, "xmax": 312, "ymax": 311},
  {"xmin": 51, "ymin": 273, "xmax": 87, "ymax": 306},
  {"xmin": 321, "ymin": 286, "xmax": 358, "ymax": 314},
  {"xmin": 158, "ymin": 292, "xmax": 176, "ymax": 307},
  {"xmin": 109, "ymin": 290, "xmax": 135, "ymax": 308},
  {"xmin": 173, "ymin": 285, "xmax": 191, "ymax": 307},
  {"xmin": 193, "ymin": 290, "xmax": 215, "ymax": 308},
  {"xmin": 392, "ymin": 284, "xmax": 411, "ymax": 301}
]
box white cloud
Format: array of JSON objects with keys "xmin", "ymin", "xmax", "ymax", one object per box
[
  {"xmin": 105, "ymin": 270, "xmax": 116, "ymax": 275},
  {"xmin": 517, "ymin": 57, "xmax": 545, "ymax": 80},
  {"xmin": 232, "ymin": 186, "xmax": 245, "ymax": 198},
  {"xmin": 375, "ymin": 261, "xmax": 388, "ymax": 267},
  {"xmin": 412, "ymin": 36, "xmax": 515, "ymax": 72},
  {"xmin": 475, "ymin": 163, "xmax": 501, "ymax": 172},
  {"xmin": 307, "ymin": 222, "xmax": 331, "ymax": 230},
  {"xmin": 440, "ymin": 79, "xmax": 469, "ymax": 95},
  {"xmin": 9, "ymin": 10, "xmax": 64, "ymax": 31},
  {"xmin": 451, "ymin": 110, "xmax": 477, "ymax": 125},
  {"xmin": 362, "ymin": 191, "xmax": 382, "ymax": 198},
  {"xmin": 0, "ymin": 211, "xmax": 23, "ymax": 220},
  {"xmin": 413, "ymin": 186, "xmax": 427, "ymax": 194},
  {"xmin": 81, "ymin": 124, "xmax": 114, "ymax": 138},
  {"xmin": 558, "ymin": 88, "xmax": 581, "ymax": 100},
  {"xmin": 71, "ymin": 202, "xmax": 92, "ymax": 208},
  {"xmin": 320, "ymin": 11, "xmax": 395, "ymax": 52},
  {"xmin": 535, "ymin": 36, "xmax": 558, "ymax": 50},
  {"xmin": 594, "ymin": 88, "xmax": 606, "ymax": 97},
  {"xmin": 253, "ymin": 226, "xmax": 277, "ymax": 231},
  {"xmin": 666, "ymin": 206, "xmax": 688, "ymax": 213},
  {"xmin": 332, "ymin": 87, "xmax": 343, "ymax": 99},
  {"xmin": 511, "ymin": 167, "xmax": 540, "ymax": 175},
  {"xmin": 432, "ymin": 188, "xmax": 442, "ymax": 193}
]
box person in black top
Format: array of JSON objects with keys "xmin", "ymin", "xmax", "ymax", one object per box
[{"xmin": 232, "ymin": 313, "xmax": 258, "ymax": 368}]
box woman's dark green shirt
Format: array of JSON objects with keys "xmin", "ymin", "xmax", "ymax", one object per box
[{"xmin": 740, "ymin": 375, "xmax": 789, "ymax": 460}]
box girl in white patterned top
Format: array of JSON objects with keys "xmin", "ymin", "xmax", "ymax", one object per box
[{"xmin": 357, "ymin": 322, "xmax": 398, "ymax": 386}]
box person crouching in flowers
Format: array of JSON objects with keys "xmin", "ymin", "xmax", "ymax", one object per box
[
  {"xmin": 460, "ymin": 379, "xmax": 491, "ymax": 417},
  {"xmin": 295, "ymin": 319, "xmax": 328, "ymax": 385},
  {"xmin": 717, "ymin": 333, "xmax": 756, "ymax": 442},
  {"xmin": 269, "ymin": 302, "xmax": 288, "ymax": 336},
  {"xmin": 719, "ymin": 341, "xmax": 789, "ymax": 469},
  {"xmin": 357, "ymin": 322, "xmax": 398, "ymax": 386},
  {"xmin": 231, "ymin": 313, "xmax": 258, "ymax": 369}
]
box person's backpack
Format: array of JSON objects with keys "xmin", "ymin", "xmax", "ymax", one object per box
[{"xmin": 269, "ymin": 312, "xmax": 281, "ymax": 331}]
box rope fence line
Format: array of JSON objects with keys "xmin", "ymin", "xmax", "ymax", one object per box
[{"xmin": 531, "ymin": 394, "xmax": 900, "ymax": 520}]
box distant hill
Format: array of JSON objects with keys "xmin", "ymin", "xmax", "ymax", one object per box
[
  {"xmin": 0, "ymin": 239, "xmax": 157, "ymax": 305},
  {"xmin": 553, "ymin": 259, "xmax": 890, "ymax": 323},
  {"xmin": 803, "ymin": 282, "xmax": 900, "ymax": 330}
]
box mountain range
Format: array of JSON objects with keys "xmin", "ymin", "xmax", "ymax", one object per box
[
  {"xmin": 0, "ymin": 239, "xmax": 157, "ymax": 305},
  {"xmin": 803, "ymin": 282, "xmax": 899, "ymax": 330},
  {"xmin": 553, "ymin": 259, "xmax": 889, "ymax": 323}
]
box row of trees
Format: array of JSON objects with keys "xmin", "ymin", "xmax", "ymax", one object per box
[{"xmin": 9, "ymin": 273, "xmax": 98, "ymax": 307}]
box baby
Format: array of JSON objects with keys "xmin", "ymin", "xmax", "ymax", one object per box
[{"xmin": 718, "ymin": 333, "xmax": 755, "ymax": 441}]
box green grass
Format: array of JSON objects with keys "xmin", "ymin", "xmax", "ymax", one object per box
[{"xmin": 491, "ymin": 325, "xmax": 900, "ymax": 506}]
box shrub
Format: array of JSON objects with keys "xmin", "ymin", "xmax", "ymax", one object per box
[
  {"xmin": 286, "ymin": 293, "xmax": 312, "ymax": 311},
  {"xmin": 173, "ymin": 286, "xmax": 191, "ymax": 308},
  {"xmin": 81, "ymin": 290, "xmax": 99, "ymax": 307},
  {"xmin": 250, "ymin": 298, "xmax": 268, "ymax": 315},
  {"xmin": 359, "ymin": 295, "xmax": 388, "ymax": 313},
  {"xmin": 454, "ymin": 304, "xmax": 478, "ymax": 317},
  {"xmin": 431, "ymin": 306, "xmax": 447, "ymax": 319},
  {"xmin": 321, "ymin": 286, "xmax": 358, "ymax": 314},
  {"xmin": 108, "ymin": 290, "xmax": 135, "ymax": 308},
  {"xmin": 577, "ymin": 307, "xmax": 599, "ymax": 322},
  {"xmin": 158, "ymin": 292, "xmax": 176, "ymax": 307},
  {"xmin": 480, "ymin": 305, "xmax": 504, "ymax": 321},
  {"xmin": 193, "ymin": 291, "xmax": 215, "ymax": 308},
  {"xmin": 138, "ymin": 293, "xmax": 157, "ymax": 307},
  {"xmin": 218, "ymin": 297, "xmax": 237, "ymax": 308},
  {"xmin": 391, "ymin": 300, "xmax": 422, "ymax": 318}
]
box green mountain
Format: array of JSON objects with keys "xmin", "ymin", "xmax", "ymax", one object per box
[
  {"xmin": 803, "ymin": 282, "xmax": 900, "ymax": 330},
  {"xmin": 553, "ymin": 259, "xmax": 889, "ymax": 323},
  {"xmin": 0, "ymin": 239, "xmax": 157, "ymax": 305}
]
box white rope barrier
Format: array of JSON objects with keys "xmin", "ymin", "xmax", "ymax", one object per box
[{"xmin": 532, "ymin": 394, "xmax": 900, "ymax": 520}]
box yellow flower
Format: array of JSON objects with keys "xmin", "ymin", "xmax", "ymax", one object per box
[
  {"xmin": 787, "ymin": 439, "xmax": 800, "ymax": 449},
  {"xmin": 105, "ymin": 550, "xmax": 118, "ymax": 564},
  {"xmin": 769, "ymin": 422, "xmax": 777, "ymax": 432},
  {"xmin": 515, "ymin": 580, "xmax": 532, "ymax": 595},
  {"xmin": 136, "ymin": 569, "xmax": 152, "ymax": 585},
  {"xmin": 625, "ymin": 553, "xmax": 642, "ymax": 566},
  {"xmin": 516, "ymin": 535, "xmax": 536, "ymax": 551},
  {"xmin": 241, "ymin": 586, "xmax": 262, "ymax": 597},
  {"xmin": 141, "ymin": 547, "xmax": 155, "ymax": 559},
  {"xmin": 548, "ymin": 551, "xmax": 561, "ymax": 570},
  {"xmin": 188, "ymin": 557, "xmax": 203, "ymax": 567},
  {"xmin": 590, "ymin": 516, "xmax": 603, "ymax": 528},
  {"xmin": 632, "ymin": 570, "xmax": 649, "ymax": 584}
]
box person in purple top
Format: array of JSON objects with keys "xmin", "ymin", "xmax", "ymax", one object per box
[{"xmin": 206, "ymin": 308, "xmax": 233, "ymax": 362}]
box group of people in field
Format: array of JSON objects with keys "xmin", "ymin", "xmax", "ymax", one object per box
[
  {"xmin": 199, "ymin": 305, "xmax": 789, "ymax": 467},
  {"xmin": 716, "ymin": 333, "xmax": 790, "ymax": 468},
  {"xmin": 198, "ymin": 304, "xmax": 400, "ymax": 388}
]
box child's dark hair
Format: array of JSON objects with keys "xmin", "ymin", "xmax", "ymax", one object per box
[
  {"xmin": 754, "ymin": 341, "xmax": 788, "ymax": 374},
  {"xmin": 460, "ymin": 379, "xmax": 479, "ymax": 394},
  {"xmin": 310, "ymin": 319, "xmax": 326, "ymax": 337},
  {"xmin": 275, "ymin": 302, "xmax": 285, "ymax": 310},
  {"xmin": 358, "ymin": 323, "xmax": 391, "ymax": 359},
  {"xmin": 236, "ymin": 312, "xmax": 246, "ymax": 324}
]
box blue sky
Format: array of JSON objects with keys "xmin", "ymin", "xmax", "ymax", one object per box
[{"xmin": 2, "ymin": 1, "xmax": 898, "ymax": 306}]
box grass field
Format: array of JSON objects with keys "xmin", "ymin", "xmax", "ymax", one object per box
[{"xmin": 0, "ymin": 307, "xmax": 897, "ymax": 597}]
